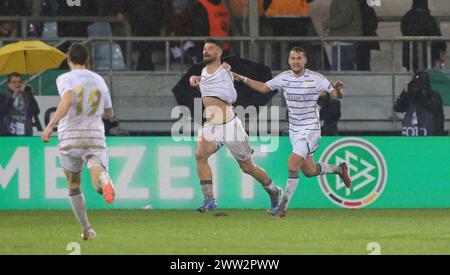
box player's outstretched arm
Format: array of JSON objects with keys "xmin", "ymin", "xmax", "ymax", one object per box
[
  {"xmin": 41, "ymin": 91, "xmax": 73, "ymax": 142},
  {"xmin": 232, "ymin": 72, "xmax": 272, "ymax": 94}
]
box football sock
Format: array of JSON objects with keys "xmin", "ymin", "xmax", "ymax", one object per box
[
  {"xmin": 200, "ymin": 181, "xmax": 214, "ymax": 200},
  {"xmin": 263, "ymin": 180, "xmax": 278, "ymax": 196},
  {"xmin": 316, "ymin": 163, "xmax": 342, "ymax": 176},
  {"xmin": 69, "ymin": 188, "xmax": 91, "ymax": 232},
  {"xmin": 282, "ymin": 171, "xmax": 300, "ymax": 209}
]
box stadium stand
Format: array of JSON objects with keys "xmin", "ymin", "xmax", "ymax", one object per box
[{"xmin": 0, "ymin": 0, "xmax": 449, "ymax": 136}]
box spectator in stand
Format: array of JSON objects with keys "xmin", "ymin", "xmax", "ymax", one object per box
[
  {"xmin": 0, "ymin": 0, "xmax": 29, "ymax": 38},
  {"xmin": 356, "ymin": 0, "xmax": 380, "ymax": 71},
  {"xmin": 166, "ymin": 0, "xmax": 196, "ymax": 66},
  {"xmin": 230, "ymin": 0, "xmax": 265, "ymax": 33},
  {"xmin": 117, "ymin": 0, "xmax": 165, "ymax": 71},
  {"xmin": 56, "ymin": 0, "xmax": 98, "ymax": 38},
  {"xmin": 190, "ymin": 0, "xmax": 231, "ymax": 61},
  {"xmin": 401, "ymin": 0, "xmax": 447, "ymax": 72},
  {"xmin": 0, "ymin": 73, "xmax": 40, "ymax": 136},
  {"xmin": 0, "ymin": 22, "xmax": 19, "ymax": 38},
  {"xmin": 262, "ymin": 0, "xmax": 317, "ymax": 69},
  {"xmin": 264, "ymin": 0, "xmax": 314, "ymax": 38},
  {"xmin": 323, "ymin": 0, "xmax": 363, "ymax": 71}
]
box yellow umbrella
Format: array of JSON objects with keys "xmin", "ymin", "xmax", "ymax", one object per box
[{"xmin": 0, "ymin": 40, "xmax": 66, "ymax": 75}]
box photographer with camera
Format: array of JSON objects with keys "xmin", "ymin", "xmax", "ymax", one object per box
[
  {"xmin": 0, "ymin": 72, "xmax": 40, "ymax": 136},
  {"xmin": 394, "ymin": 71, "xmax": 444, "ymax": 136}
]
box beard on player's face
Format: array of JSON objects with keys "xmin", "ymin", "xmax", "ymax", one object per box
[
  {"xmin": 203, "ymin": 55, "xmax": 217, "ymax": 64},
  {"xmin": 290, "ymin": 64, "xmax": 305, "ymax": 73}
]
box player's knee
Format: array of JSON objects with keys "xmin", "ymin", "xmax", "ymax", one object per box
[
  {"xmin": 195, "ymin": 151, "xmax": 209, "ymax": 163},
  {"xmin": 288, "ymin": 156, "xmax": 303, "ymax": 170},
  {"xmin": 68, "ymin": 180, "xmax": 81, "ymax": 190}
]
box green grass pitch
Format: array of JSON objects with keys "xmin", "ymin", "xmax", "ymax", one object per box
[{"xmin": 1, "ymin": 209, "xmax": 449, "ymax": 255}]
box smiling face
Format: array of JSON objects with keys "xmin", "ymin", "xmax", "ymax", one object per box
[
  {"xmin": 203, "ymin": 42, "xmax": 222, "ymax": 65},
  {"xmin": 288, "ymin": 50, "xmax": 307, "ymax": 75}
]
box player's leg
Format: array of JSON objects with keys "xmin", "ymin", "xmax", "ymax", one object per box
[
  {"xmin": 273, "ymin": 152, "xmax": 304, "ymax": 218},
  {"xmin": 301, "ymin": 130, "xmax": 352, "ymax": 188},
  {"xmin": 301, "ymin": 155, "xmax": 352, "ymax": 188},
  {"xmin": 60, "ymin": 149, "xmax": 96, "ymax": 240},
  {"xmin": 86, "ymin": 149, "xmax": 115, "ymax": 204},
  {"xmin": 196, "ymin": 138, "xmax": 220, "ymax": 212},
  {"xmin": 225, "ymin": 117, "xmax": 282, "ymax": 211},
  {"xmin": 65, "ymin": 170, "xmax": 96, "ymax": 240},
  {"xmin": 237, "ymin": 157, "xmax": 282, "ymax": 211},
  {"xmin": 272, "ymin": 133, "xmax": 313, "ymax": 218}
]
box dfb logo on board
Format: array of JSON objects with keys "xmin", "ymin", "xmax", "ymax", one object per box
[{"xmin": 318, "ymin": 138, "xmax": 388, "ymax": 209}]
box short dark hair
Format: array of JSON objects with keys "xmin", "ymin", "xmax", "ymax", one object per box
[
  {"xmin": 68, "ymin": 43, "xmax": 89, "ymax": 65},
  {"xmin": 204, "ymin": 38, "xmax": 224, "ymax": 50},
  {"xmin": 290, "ymin": 47, "xmax": 307, "ymax": 57},
  {"xmin": 7, "ymin": 72, "xmax": 22, "ymax": 83}
]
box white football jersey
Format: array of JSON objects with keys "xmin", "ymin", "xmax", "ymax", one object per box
[
  {"xmin": 199, "ymin": 65, "xmax": 237, "ymax": 104},
  {"xmin": 56, "ymin": 69, "xmax": 112, "ymax": 149},
  {"xmin": 266, "ymin": 69, "xmax": 333, "ymax": 133}
]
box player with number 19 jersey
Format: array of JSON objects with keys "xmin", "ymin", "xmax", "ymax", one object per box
[{"xmin": 56, "ymin": 69, "xmax": 112, "ymax": 150}]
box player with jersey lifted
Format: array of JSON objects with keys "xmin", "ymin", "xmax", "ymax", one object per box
[
  {"xmin": 232, "ymin": 47, "xmax": 352, "ymax": 218},
  {"xmin": 41, "ymin": 44, "xmax": 116, "ymax": 240},
  {"xmin": 189, "ymin": 39, "xmax": 282, "ymax": 213}
]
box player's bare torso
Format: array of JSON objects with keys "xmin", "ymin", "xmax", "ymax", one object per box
[{"xmin": 202, "ymin": 96, "xmax": 235, "ymax": 124}]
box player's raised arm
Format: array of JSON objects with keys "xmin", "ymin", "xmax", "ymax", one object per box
[
  {"xmin": 232, "ymin": 72, "xmax": 272, "ymax": 94},
  {"xmin": 331, "ymin": 80, "xmax": 345, "ymax": 99},
  {"xmin": 41, "ymin": 91, "xmax": 74, "ymax": 142},
  {"xmin": 320, "ymin": 80, "xmax": 345, "ymax": 99}
]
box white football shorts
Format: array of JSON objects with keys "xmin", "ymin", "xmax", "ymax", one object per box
[{"xmin": 198, "ymin": 116, "xmax": 254, "ymax": 161}]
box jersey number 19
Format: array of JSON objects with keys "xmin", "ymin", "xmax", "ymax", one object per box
[{"xmin": 75, "ymin": 87, "xmax": 102, "ymax": 117}]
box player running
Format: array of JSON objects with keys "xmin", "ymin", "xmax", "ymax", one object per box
[
  {"xmin": 189, "ymin": 39, "xmax": 282, "ymax": 213},
  {"xmin": 231, "ymin": 47, "xmax": 351, "ymax": 218},
  {"xmin": 41, "ymin": 44, "xmax": 116, "ymax": 240}
]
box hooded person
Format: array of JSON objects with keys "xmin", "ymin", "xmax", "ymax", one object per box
[
  {"xmin": 394, "ymin": 71, "xmax": 445, "ymax": 136},
  {"xmin": 401, "ymin": 0, "xmax": 447, "ymax": 71}
]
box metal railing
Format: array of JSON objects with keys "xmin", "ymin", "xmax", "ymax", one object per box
[
  {"xmin": 2, "ymin": 35, "xmax": 447, "ymax": 72},
  {"xmin": 76, "ymin": 36, "xmax": 449, "ymax": 73}
]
